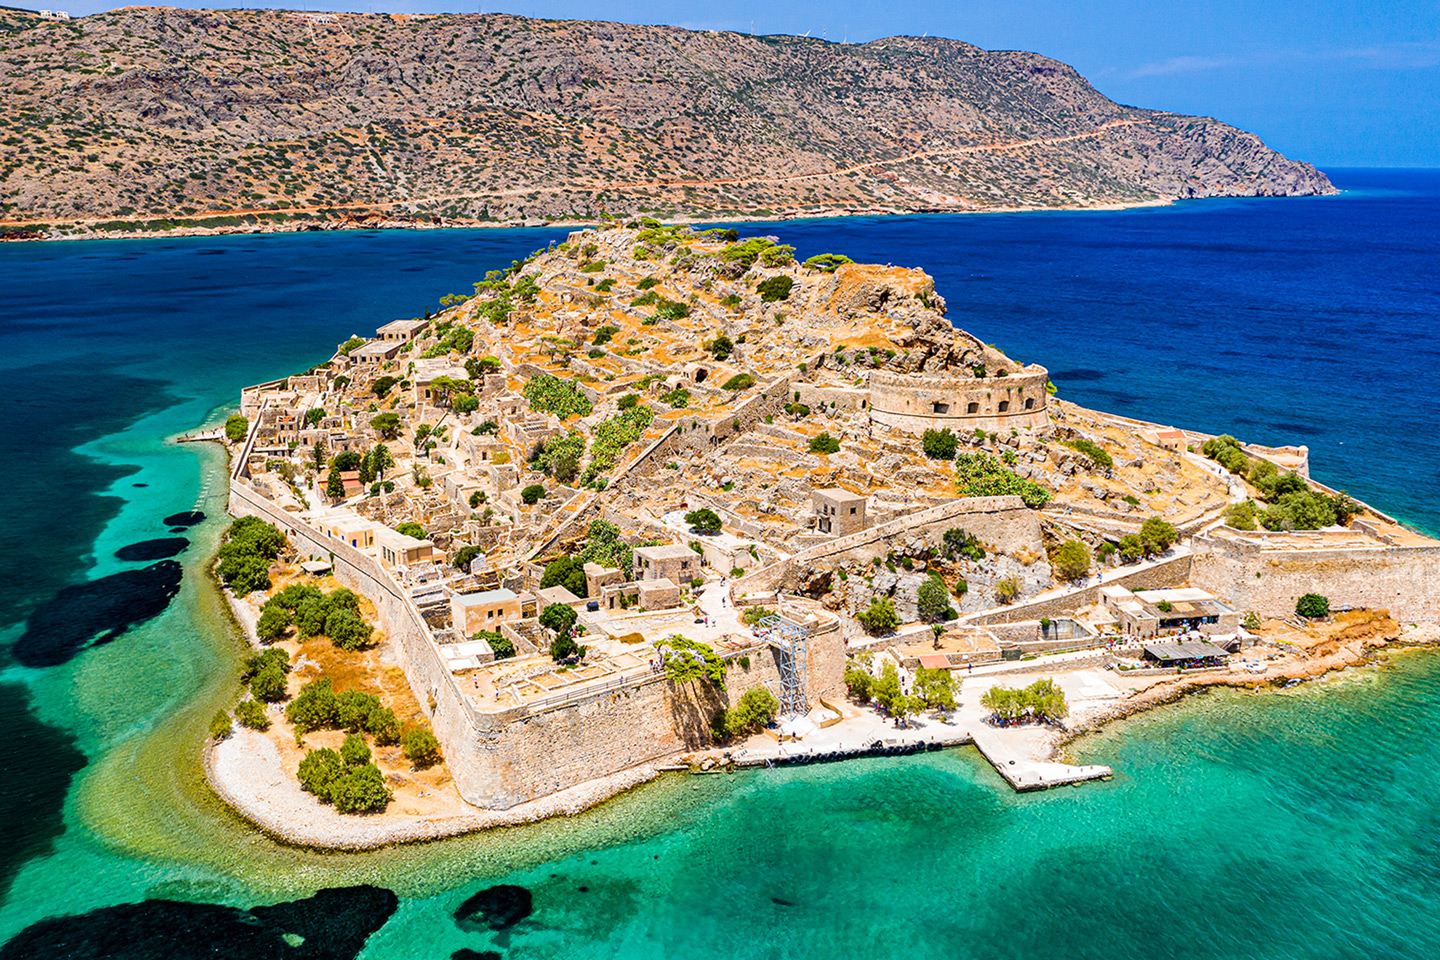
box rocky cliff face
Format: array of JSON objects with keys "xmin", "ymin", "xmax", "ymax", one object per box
[{"xmin": 0, "ymin": 8, "xmax": 1334, "ymax": 233}]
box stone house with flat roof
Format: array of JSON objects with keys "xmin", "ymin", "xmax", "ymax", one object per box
[
  {"xmin": 813, "ymin": 487, "xmax": 867, "ymax": 537},
  {"xmin": 634, "ymin": 543, "xmax": 702, "ymax": 587}
]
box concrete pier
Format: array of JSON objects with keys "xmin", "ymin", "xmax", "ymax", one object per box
[{"xmin": 971, "ymin": 728, "xmax": 1111, "ymax": 791}]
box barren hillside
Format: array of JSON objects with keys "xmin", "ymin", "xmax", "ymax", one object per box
[{"xmin": 0, "ymin": 8, "xmax": 1334, "ymax": 236}]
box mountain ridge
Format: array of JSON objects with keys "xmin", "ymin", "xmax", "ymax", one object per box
[{"xmin": 0, "ymin": 8, "xmax": 1335, "ymax": 238}]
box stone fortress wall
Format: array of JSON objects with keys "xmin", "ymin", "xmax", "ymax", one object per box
[
  {"xmin": 867, "ymin": 366, "xmax": 1051, "ymax": 436},
  {"xmin": 1190, "ymin": 534, "xmax": 1440, "ymax": 622},
  {"xmin": 231, "ymin": 459, "xmax": 842, "ymax": 809}
]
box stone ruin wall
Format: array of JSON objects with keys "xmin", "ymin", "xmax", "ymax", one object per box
[
  {"xmin": 734, "ymin": 496, "xmax": 1045, "ymax": 595},
  {"xmin": 867, "ymin": 368, "xmax": 1051, "ymax": 436},
  {"xmin": 1190, "ymin": 536, "xmax": 1440, "ymax": 622},
  {"xmin": 966, "ymin": 553, "xmax": 1195, "ymax": 626}
]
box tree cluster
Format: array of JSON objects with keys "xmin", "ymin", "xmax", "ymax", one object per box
[
  {"xmin": 714, "ymin": 686, "xmax": 779, "ymax": 740},
  {"xmin": 980, "ymin": 678, "xmax": 1068, "ymax": 723},
  {"xmin": 922, "ymin": 428, "xmax": 958, "ymax": 460},
  {"xmin": 285, "ymin": 677, "xmax": 401, "ymax": 744},
  {"xmin": 218, "ymin": 516, "xmax": 286, "ymax": 597},
  {"xmin": 1051, "ymin": 539, "xmax": 1092, "ymax": 581},
  {"xmin": 297, "ymin": 735, "xmax": 392, "ymax": 814},
  {"xmin": 1115, "ymin": 516, "xmax": 1178, "ymax": 563},
  {"xmin": 224, "ymin": 414, "xmax": 249, "ymax": 442},
  {"xmin": 242, "ymin": 647, "xmax": 291, "ymax": 703},
  {"xmin": 540, "ymin": 556, "xmax": 589, "ymax": 598},
  {"xmin": 685, "ymin": 508, "xmax": 722, "ymax": 534},
  {"xmin": 658, "ymin": 635, "xmax": 727, "ymax": 688},
  {"xmin": 257, "ymin": 583, "xmax": 374, "ymax": 651},
  {"xmin": 857, "ymin": 596, "xmax": 899, "ymax": 634},
  {"xmin": 523, "ymin": 373, "xmax": 594, "ymax": 419}
]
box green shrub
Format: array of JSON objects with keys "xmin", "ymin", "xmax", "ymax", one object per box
[
  {"xmin": 521, "ymin": 483, "xmax": 546, "ymax": 505},
  {"xmin": 235, "ymin": 699, "xmax": 270, "ymax": 731},
  {"xmin": 224, "ymin": 414, "xmax": 249, "ymax": 442},
  {"xmin": 1140, "ymin": 516, "xmax": 1179, "ymax": 555},
  {"xmin": 845, "ymin": 664, "xmax": 874, "ymax": 702},
  {"xmin": 1296, "ymin": 593, "xmax": 1330, "ymax": 619},
  {"xmin": 335, "ymin": 690, "xmax": 382, "ymax": 733},
  {"xmin": 593, "ymin": 324, "xmax": 620, "ymax": 345},
  {"xmin": 523, "ymin": 373, "xmax": 594, "ymax": 419},
  {"xmin": 756, "ymin": 275, "xmax": 794, "ymax": 302},
  {"xmin": 1065, "ymin": 438, "xmax": 1114, "ymax": 469},
  {"xmin": 802, "ymin": 253, "xmax": 853, "ymax": 273},
  {"xmin": 1201, "ymin": 435, "xmax": 1250, "ymax": 476},
  {"xmin": 402, "ymin": 729, "xmax": 443, "ymax": 769},
  {"xmin": 1052, "ymin": 540, "xmax": 1092, "ymax": 581},
  {"xmin": 217, "ymin": 516, "xmax": 286, "ymax": 597},
  {"xmin": 857, "ymin": 597, "xmax": 898, "ymax": 634},
  {"xmin": 708, "ymin": 335, "xmax": 734, "ymax": 361},
  {"xmin": 329, "ymin": 762, "xmax": 392, "ymax": 813},
  {"xmin": 256, "ymin": 602, "xmax": 291, "ymax": 643},
  {"xmin": 953, "ymin": 453, "xmax": 1050, "ymax": 507},
  {"xmin": 721, "ymin": 374, "xmax": 756, "ymax": 391},
  {"xmin": 685, "ymin": 508, "xmax": 722, "ymax": 534},
  {"xmin": 723, "ymin": 687, "xmax": 779, "ymax": 738},
  {"xmin": 917, "ymin": 575, "xmax": 951, "ymax": 621},
  {"xmin": 809, "ymin": 433, "xmax": 840, "ymax": 454},
  {"xmin": 994, "ymin": 576, "xmax": 1021, "ymax": 604},
  {"xmin": 297, "ymin": 748, "xmax": 344, "ymax": 797},
  {"xmin": 540, "ymin": 602, "xmax": 578, "ymax": 636},
  {"xmin": 1225, "ymin": 500, "xmax": 1260, "ymax": 530},
  {"xmin": 657, "ymin": 635, "xmax": 727, "ymax": 688},
  {"xmin": 208, "ymin": 710, "xmax": 233, "ymax": 741},
  {"xmin": 368, "ymin": 707, "xmax": 401, "ymax": 746},
  {"xmin": 286, "ymin": 677, "xmax": 338, "ymax": 734},
  {"xmin": 249, "ymin": 664, "xmax": 288, "ymax": 702},
  {"xmin": 339, "ymin": 732, "xmax": 371, "ymax": 767},
  {"xmin": 922, "ymin": 428, "xmax": 957, "ymax": 460},
  {"xmin": 660, "ymin": 387, "xmax": 691, "ymax": 407}
]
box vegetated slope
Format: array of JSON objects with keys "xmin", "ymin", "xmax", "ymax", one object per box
[{"xmin": 0, "ymin": 8, "xmax": 1334, "ymax": 234}]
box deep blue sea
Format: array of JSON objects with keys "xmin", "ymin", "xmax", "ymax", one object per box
[{"xmin": 0, "ymin": 168, "xmax": 1436, "ymax": 958}]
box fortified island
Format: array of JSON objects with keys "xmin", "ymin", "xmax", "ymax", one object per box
[{"xmin": 203, "ymin": 223, "xmax": 1440, "ymax": 846}]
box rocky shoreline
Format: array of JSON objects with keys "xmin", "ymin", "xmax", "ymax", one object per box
[
  {"xmin": 1054, "ymin": 621, "xmax": 1440, "ymax": 761},
  {"xmin": 2, "ymin": 197, "xmax": 1183, "ymax": 244},
  {"xmin": 204, "ymin": 731, "xmax": 661, "ymax": 851}
]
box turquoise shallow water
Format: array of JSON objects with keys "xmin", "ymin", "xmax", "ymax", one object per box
[{"xmin": 0, "ymin": 171, "xmax": 1438, "ymax": 957}]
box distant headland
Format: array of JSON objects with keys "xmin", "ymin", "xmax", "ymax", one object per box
[{"xmin": 0, "ymin": 8, "xmax": 1333, "ymax": 241}]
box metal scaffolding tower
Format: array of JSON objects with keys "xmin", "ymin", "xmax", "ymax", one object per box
[{"xmin": 759, "ymin": 614, "xmax": 810, "ymax": 716}]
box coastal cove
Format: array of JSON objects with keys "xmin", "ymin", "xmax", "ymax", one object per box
[{"xmin": 1, "ymin": 168, "xmax": 1438, "ymax": 958}]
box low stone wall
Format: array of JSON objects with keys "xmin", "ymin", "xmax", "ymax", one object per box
[
  {"xmin": 1190, "ymin": 536, "xmax": 1440, "ymax": 621},
  {"xmin": 966, "ymin": 553, "xmax": 1195, "ymax": 626}
]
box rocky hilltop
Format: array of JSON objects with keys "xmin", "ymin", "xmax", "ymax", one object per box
[{"xmin": 0, "ymin": 8, "xmax": 1334, "ymax": 237}]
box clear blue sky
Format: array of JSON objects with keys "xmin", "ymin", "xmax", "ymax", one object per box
[{"xmin": 55, "ymin": 1, "xmax": 1440, "ymax": 166}]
